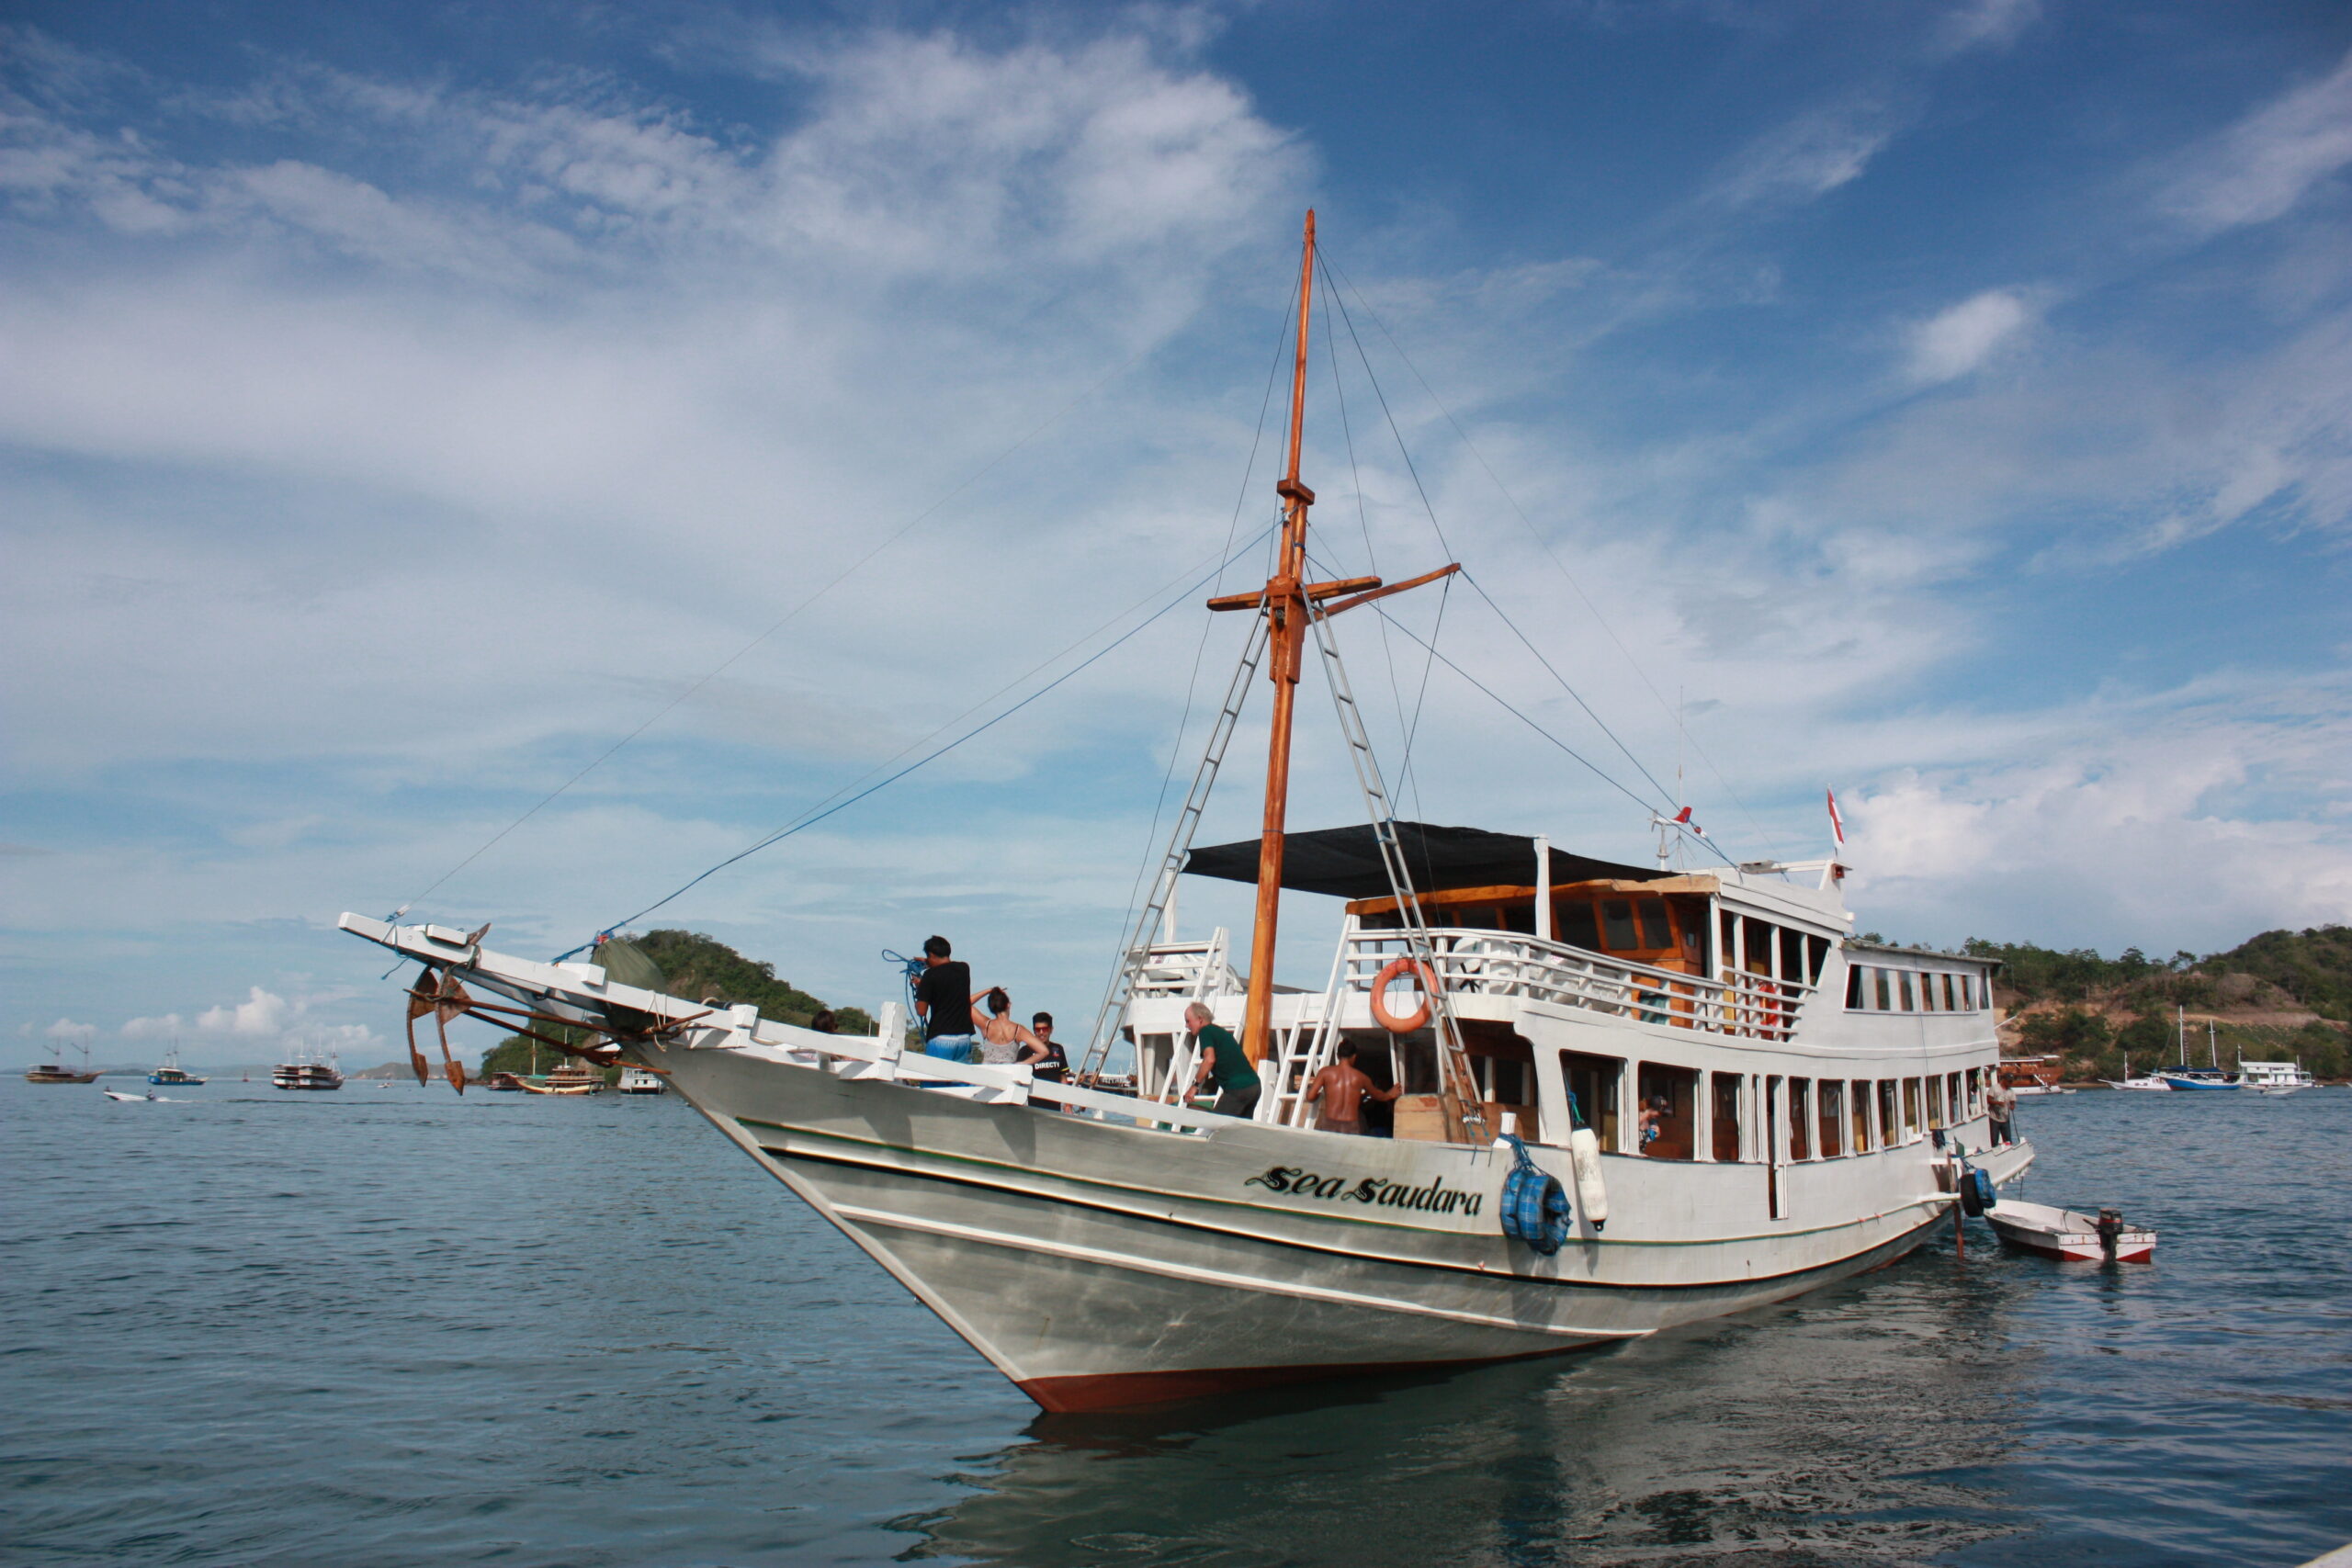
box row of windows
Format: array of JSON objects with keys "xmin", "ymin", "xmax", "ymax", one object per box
[
  {"xmin": 1560, "ymin": 1049, "xmax": 1992, "ymax": 1162},
  {"xmin": 1843, "ymin": 964, "xmax": 1984, "ymax": 1014}
]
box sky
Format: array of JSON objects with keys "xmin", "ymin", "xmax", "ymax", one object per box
[{"xmin": 5, "ymin": 0, "xmax": 2350, "ymax": 1067}]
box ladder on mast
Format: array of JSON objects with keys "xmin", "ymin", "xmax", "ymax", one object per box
[{"xmin": 1080, "ymin": 618, "xmax": 1270, "ymax": 1083}]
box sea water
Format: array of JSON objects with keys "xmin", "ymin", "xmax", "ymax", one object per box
[{"xmin": 4, "ymin": 1081, "xmax": 2347, "ymax": 1566}]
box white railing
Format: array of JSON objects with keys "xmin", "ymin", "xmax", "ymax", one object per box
[
  {"xmin": 1125, "ymin": 927, "xmax": 1244, "ymax": 1000},
  {"xmin": 1338, "ymin": 924, "xmax": 1810, "ymax": 1043}
]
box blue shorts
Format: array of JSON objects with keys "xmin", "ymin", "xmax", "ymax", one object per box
[{"xmin": 923, "ymin": 1035, "xmax": 978, "ymax": 1063}]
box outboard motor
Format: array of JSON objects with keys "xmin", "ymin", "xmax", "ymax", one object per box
[{"xmin": 2097, "ymin": 1208, "xmax": 2124, "ymax": 1259}]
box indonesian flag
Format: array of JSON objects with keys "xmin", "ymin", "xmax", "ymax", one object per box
[{"xmin": 1826, "ymin": 789, "xmax": 1846, "ymax": 848}]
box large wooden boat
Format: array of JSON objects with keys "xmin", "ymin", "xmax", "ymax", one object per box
[{"xmin": 342, "ymin": 213, "xmax": 2031, "ymax": 1413}]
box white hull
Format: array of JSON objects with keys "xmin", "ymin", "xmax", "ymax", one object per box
[
  {"xmin": 342, "ymin": 902, "xmax": 2030, "ymax": 1412},
  {"xmin": 1984, "ymin": 1199, "xmax": 2154, "ymax": 1263},
  {"xmin": 647, "ymin": 1035, "xmax": 2030, "ymax": 1410}
]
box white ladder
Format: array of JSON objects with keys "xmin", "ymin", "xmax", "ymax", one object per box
[
  {"xmin": 1306, "ymin": 601, "xmax": 1487, "ymax": 1142},
  {"xmin": 1081, "ymin": 619, "xmax": 1270, "ymax": 1081}
]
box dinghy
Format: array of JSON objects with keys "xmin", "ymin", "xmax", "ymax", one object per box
[{"xmin": 1984, "ymin": 1200, "xmax": 2154, "ymax": 1262}]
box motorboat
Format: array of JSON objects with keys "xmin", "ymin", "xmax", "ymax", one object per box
[
  {"xmin": 616, "ymin": 1065, "xmax": 667, "ymax": 1095},
  {"xmin": 1983, "ymin": 1199, "xmax": 2154, "ymax": 1262},
  {"xmin": 148, "ymin": 1044, "xmax": 207, "ymax": 1086},
  {"xmin": 340, "ymin": 213, "xmax": 2037, "ymax": 1414}
]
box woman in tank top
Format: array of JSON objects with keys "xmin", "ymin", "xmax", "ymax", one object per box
[{"xmin": 970, "ymin": 987, "xmax": 1041, "ymax": 1066}]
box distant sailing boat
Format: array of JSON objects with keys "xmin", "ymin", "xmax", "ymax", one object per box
[
  {"xmin": 343, "ymin": 212, "xmax": 2034, "ymax": 1413},
  {"xmin": 2156, "ymin": 1007, "xmax": 2238, "ymax": 1091},
  {"xmin": 2105, "ymin": 1054, "xmax": 2169, "ymax": 1092}
]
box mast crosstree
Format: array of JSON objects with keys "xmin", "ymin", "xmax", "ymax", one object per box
[{"xmin": 1200, "ymin": 210, "xmax": 1470, "ymax": 1131}]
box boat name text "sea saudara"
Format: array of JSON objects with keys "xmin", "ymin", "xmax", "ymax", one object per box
[{"xmin": 1243, "ymin": 1167, "xmax": 1484, "ymax": 1215}]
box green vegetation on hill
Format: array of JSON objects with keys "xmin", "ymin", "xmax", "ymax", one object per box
[
  {"xmin": 477, "ymin": 930, "xmax": 876, "ymax": 1076},
  {"xmin": 1947, "ymin": 925, "xmax": 2352, "ymax": 1082}
]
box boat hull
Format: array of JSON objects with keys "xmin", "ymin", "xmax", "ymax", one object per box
[
  {"xmin": 646, "ymin": 1038, "xmax": 2028, "ymax": 1412},
  {"xmin": 1984, "ymin": 1202, "xmax": 2154, "ymax": 1263}
]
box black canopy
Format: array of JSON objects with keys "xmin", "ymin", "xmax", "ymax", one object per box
[{"xmin": 1182, "ymin": 822, "xmax": 1668, "ymax": 901}]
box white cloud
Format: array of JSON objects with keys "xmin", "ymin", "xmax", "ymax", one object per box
[
  {"xmin": 120, "ymin": 1012, "xmax": 186, "ymax": 1040},
  {"xmin": 1713, "ymin": 99, "xmax": 1902, "ymax": 209},
  {"xmin": 1905, "ymin": 288, "xmax": 2037, "ymax": 384},
  {"xmin": 43, "ymin": 1017, "xmax": 98, "ymax": 1044},
  {"xmin": 1930, "ymin": 0, "xmax": 2041, "ymax": 57},
  {"xmin": 195, "ymin": 986, "xmax": 295, "ymax": 1035},
  {"xmin": 1843, "ymin": 681, "xmax": 2352, "ymax": 951},
  {"xmin": 2166, "ymin": 47, "xmax": 2352, "ymax": 232}
]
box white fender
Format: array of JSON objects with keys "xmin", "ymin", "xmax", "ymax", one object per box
[{"xmin": 1568, "ymin": 1126, "xmax": 1609, "ymax": 1229}]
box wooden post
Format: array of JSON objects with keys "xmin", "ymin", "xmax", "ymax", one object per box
[{"xmin": 1238, "ymin": 209, "xmax": 1318, "ymax": 1066}]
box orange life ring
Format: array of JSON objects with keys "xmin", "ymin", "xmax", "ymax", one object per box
[{"xmin": 1370, "ymin": 955, "xmax": 1438, "ymax": 1033}]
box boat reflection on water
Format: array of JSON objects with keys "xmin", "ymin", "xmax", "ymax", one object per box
[{"xmin": 898, "ymin": 1257, "xmax": 2035, "ymax": 1566}]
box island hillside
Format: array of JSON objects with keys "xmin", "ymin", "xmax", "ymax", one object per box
[
  {"xmin": 478, "ymin": 929, "xmax": 877, "ymax": 1078},
  {"xmin": 1922, "ymin": 925, "xmax": 2349, "ymax": 1082}
]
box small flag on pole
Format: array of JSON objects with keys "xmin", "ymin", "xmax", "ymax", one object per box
[{"xmin": 1826, "ymin": 789, "xmax": 1846, "ymax": 848}]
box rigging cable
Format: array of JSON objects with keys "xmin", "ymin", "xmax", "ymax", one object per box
[
  {"xmin": 1317, "ymin": 253, "xmax": 1681, "ymax": 817},
  {"xmin": 565, "ymin": 522, "xmax": 1280, "ymax": 955},
  {"xmin": 1304, "ymin": 542, "xmax": 1722, "ymax": 857},
  {"xmin": 1318, "ymin": 248, "xmax": 1784, "ymax": 856},
  {"xmin": 389, "ymin": 336, "xmax": 1173, "ymax": 923}
]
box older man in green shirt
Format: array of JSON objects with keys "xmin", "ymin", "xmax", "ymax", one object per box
[{"xmin": 1184, "ymin": 1001, "xmax": 1261, "ymax": 1119}]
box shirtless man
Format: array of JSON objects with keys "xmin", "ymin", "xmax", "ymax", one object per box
[{"xmin": 1303, "ymin": 1043, "xmax": 1402, "ymax": 1135}]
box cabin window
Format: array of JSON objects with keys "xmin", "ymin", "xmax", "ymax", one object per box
[
  {"xmin": 1486, "ymin": 1057, "xmax": 1529, "ymax": 1106},
  {"xmin": 1779, "ymin": 927, "xmax": 1804, "ymax": 986},
  {"xmin": 1720, "ymin": 908, "xmax": 1736, "ymax": 968},
  {"xmin": 1959, "ymin": 974, "xmax": 1975, "ymax": 1010},
  {"xmin": 1807, "ymin": 935, "xmax": 1829, "ymax": 986},
  {"xmin": 1712, "ymin": 1072, "xmax": 1744, "ymax": 1162},
  {"xmin": 1560, "ymin": 1052, "xmax": 1623, "ymax": 1151},
  {"xmin": 1640, "ymin": 901, "xmax": 1673, "ymax": 950},
  {"xmin": 1965, "ymin": 1066, "xmax": 1984, "ymax": 1118},
  {"xmin": 1602, "ymin": 899, "xmax": 1640, "ymax": 953},
  {"xmin": 1743, "ymin": 917, "xmax": 1774, "ymax": 976},
  {"xmin": 1896, "ymin": 972, "xmax": 1915, "ymax": 1012},
  {"xmin": 1926, "ymin": 1076, "xmax": 1945, "ymax": 1128},
  {"xmin": 1788, "ymin": 1077, "xmax": 1812, "ymax": 1160},
  {"xmin": 1903, "ymin": 1078, "xmax": 1922, "ymax": 1140},
  {"xmin": 1878, "ymin": 1080, "xmax": 1900, "ymax": 1145},
  {"xmin": 1818, "ymin": 1080, "xmax": 1845, "ymax": 1157},
  {"xmin": 1873, "ymin": 969, "xmax": 1894, "ymax": 1010},
  {"xmin": 1947, "ymin": 1072, "xmax": 1963, "ymax": 1123},
  {"xmin": 1498, "ymin": 902, "xmax": 1536, "ymax": 936},
  {"xmin": 1920, "ymin": 976, "xmax": 1939, "ymax": 1012},
  {"xmin": 1637, "ymin": 1063, "xmax": 1698, "ymax": 1160},
  {"xmin": 1556, "ymin": 900, "xmax": 1601, "ymax": 952},
  {"xmin": 1851, "ymin": 1080, "xmax": 1874, "ymax": 1152},
  {"xmin": 1845, "ymin": 964, "xmax": 1865, "ymax": 1010}
]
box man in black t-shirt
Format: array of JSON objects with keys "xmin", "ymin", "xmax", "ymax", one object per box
[{"xmin": 912, "ymin": 935, "xmax": 978, "ymax": 1062}]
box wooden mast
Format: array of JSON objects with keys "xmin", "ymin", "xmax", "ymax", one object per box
[
  {"xmin": 1229, "ymin": 210, "xmax": 1319, "ymax": 1064},
  {"xmin": 1206, "ymin": 210, "xmax": 1462, "ymax": 1068}
]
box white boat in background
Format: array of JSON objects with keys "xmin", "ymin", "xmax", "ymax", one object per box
[
  {"xmin": 272, "ymin": 1046, "xmax": 345, "ymax": 1090},
  {"xmin": 616, "ymin": 1065, "xmax": 667, "ymax": 1095},
  {"xmin": 340, "ymin": 213, "xmax": 2034, "ymax": 1414},
  {"xmin": 2239, "ymin": 1059, "xmax": 2314, "ymax": 1096},
  {"xmin": 1984, "ymin": 1199, "xmax": 2154, "ymax": 1262},
  {"xmin": 2104, "ymin": 1055, "xmax": 2170, "ymax": 1092}
]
